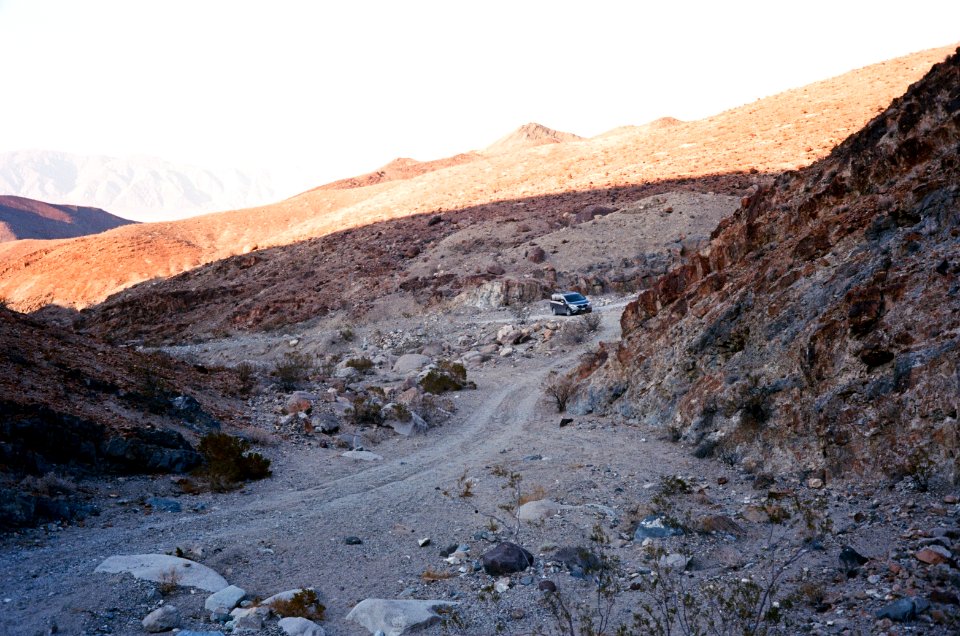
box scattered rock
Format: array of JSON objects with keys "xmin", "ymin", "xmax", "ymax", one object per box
[
  {"xmin": 875, "ymin": 596, "xmax": 930, "ymax": 621},
  {"xmin": 915, "ymin": 545, "xmax": 952, "ymax": 565},
  {"xmin": 482, "ymin": 542, "xmax": 535, "ymax": 575},
  {"xmin": 554, "ymin": 546, "xmax": 601, "ymax": 578},
  {"xmin": 538, "ymin": 580, "xmax": 557, "ymax": 593},
  {"xmin": 205, "ymin": 585, "xmax": 246, "ymax": 612},
  {"xmin": 694, "ymin": 514, "xmax": 744, "ymax": 536},
  {"xmin": 839, "ymin": 546, "xmax": 870, "ymax": 574},
  {"xmin": 345, "ymin": 598, "xmax": 458, "ymax": 636},
  {"xmin": 94, "ymin": 554, "xmax": 228, "ymax": 592},
  {"xmin": 345, "ymin": 536, "xmax": 363, "ymax": 545},
  {"xmin": 494, "ymin": 577, "xmax": 511, "ymax": 593},
  {"xmin": 658, "ymin": 553, "xmax": 690, "ymax": 572},
  {"xmin": 807, "ymin": 478, "xmax": 824, "ymax": 489},
  {"xmin": 559, "ymin": 417, "xmax": 573, "ymax": 427},
  {"xmin": 418, "ymin": 537, "xmax": 431, "ymax": 547},
  {"xmin": 228, "ymin": 605, "xmax": 270, "ymax": 630},
  {"xmin": 285, "ymin": 392, "xmax": 316, "ymax": 414},
  {"xmin": 518, "ymin": 499, "xmax": 560, "ymax": 522},
  {"xmin": 142, "ymin": 604, "xmax": 180, "ymax": 632},
  {"xmin": 342, "ymin": 450, "xmax": 383, "ymax": 461},
  {"xmin": 146, "ymin": 497, "xmax": 182, "ymax": 513},
  {"xmin": 393, "ymin": 354, "xmax": 433, "ymax": 374},
  {"xmin": 311, "ymin": 413, "xmax": 340, "ymax": 434},
  {"xmin": 278, "ymin": 616, "xmax": 326, "ymax": 636},
  {"xmin": 633, "ymin": 514, "xmax": 683, "ymax": 540}
]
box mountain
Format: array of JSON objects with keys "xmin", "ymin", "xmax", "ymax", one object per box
[
  {"xmin": 578, "ymin": 47, "xmax": 960, "ymax": 484},
  {"xmin": 0, "ymin": 150, "xmax": 277, "ymax": 221},
  {"xmin": 484, "ymin": 122, "xmax": 584, "ymax": 153},
  {"xmin": 0, "ymin": 195, "xmax": 135, "ymax": 242},
  {"xmin": 0, "ymin": 45, "xmax": 954, "ymax": 318}
]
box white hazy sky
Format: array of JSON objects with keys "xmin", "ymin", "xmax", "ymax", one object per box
[{"xmin": 1, "ymin": 0, "xmax": 957, "ymax": 194}]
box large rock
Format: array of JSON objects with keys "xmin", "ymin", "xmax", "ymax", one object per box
[
  {"xmin": 345, "ymin": 598, "xmax": 458, "ymax": 636},
  {"xmin": 482, "ymin": 542, "xmax": 535, "ymax": 575},
  {"xmin": 205, "ymin": 584, "xmax": 246, "ymax": 612},
  {"xmin": 95, "ymin": 554, "xmax": 228, "ymax": 592},
  {"xmin": 142, "ymin": 604, "xmax": 181, "ymax": 632},
  {"xmin": 278, "ymin": 616, "xmax": 326, "ymax": 636},
  {"xmin": 393, "ymin": 354, "xmax": 433, "ymax": 374},
  {"xmin": 285, "ymin": 391, "xmax": 317, "ymax": 414},
  {"xmin": 518, "ymin": 499, "xmax": 560, "ymax": 522},
  {"xmin": 496, "ymin": 325, "xmax": 527, "ymax": 346}
]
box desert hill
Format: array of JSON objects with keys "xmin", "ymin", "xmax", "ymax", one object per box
[
  {"xmin": 0, "ymin": 44, "xmax": 953, "ymax": 315},
  {"xmin": 0, "ymin": 195, "xmax": 135, "ymax": 242},
  {"xmin": 483, "ymin": 122, "xmax": 584, "ymax": 153},
  {"xmin": 579, "ymin": 47, "xmax": 960, "ymax": 484}
]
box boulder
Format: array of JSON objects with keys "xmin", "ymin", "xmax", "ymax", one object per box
[
  {"xmin": 285, "ymin": 392, "xmax": 316, "ymax": 414},
  {"xmin": 633, "ymin": 514, "xmax": 684, "ymax": 540},
  {"xmin": 518, "ymin": 499, "xmax": 560, "ymax": 522},
  {"xmin": 278, "ymin": 616, "xmax": 326, "ymax": 636},
  {"xmin": 482, "ymin": 542, "xmax": 534, "ymax": 575},
  {"xmin": 496, "ymin": 325, "xmax": 526, "ymax": 345},
  {"xmin": 573, "ymin": 204, "xmax": 616, "ymax": 224},
  {"xmin": 387, "ymin": 410, "xmax": 428, "ymax": 437},
  {"xmin": 228, "ymin": 606, "xmax": 270, "ymax": 630},
  {"xmin": 393, "ymin": 354, "xmax": 433, "ymax": 374},
  {"xmin": 142, "ymin": 605, "xmax": 180, "ymax": 632},
  {"xmin": 205, "ymin": 585, "xmax": 246, "ymax": 612},
  {"xmin": 342, "ymin": 450, "xmax": 383, "ymax": 461},
  {"xmin": 311, "ymin": 413, "xmax": 340, "ymax": 434},
  {"xmin": 95, "ymin": 554, "xmax": 228, "ymax": 592},
  {"xmin": 345, "ymin": 598, "xmax": 458, "ymax": 636},
  {"xmin": 527, "ymin": 246, "xmax": 547, "ymax": 263}
]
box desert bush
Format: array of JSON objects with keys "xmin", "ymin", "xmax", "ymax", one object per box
[
  {"xmin": 197, "ymin": 433, "xmax": 272, "ymax": 489},
  {"xmin": 19, "ymin": 472, "xmax": 77, "ymax": 496},
  {"xmin": 543, "ymin": 370, "xmax": 577, "ymax": 412},
  {"xmin": 269, "ymin": 588, "xmax": 325, "ymax": 621},
  {"xmin": 351, "ymin": 395, "xmax": 384, "ymax": 426},
  {"xmin": 272, "ymin": 351, "xmax": 314, "ymax": 390},
  {"xmin": 421, "ymin": 567, "xmax": 455, "ymax": 582},
  {"xmin": 345, "ymin": 356, "xmax": 374, "ymax": 373},
  {"xmin": 560, "ymin": 320, "xmax": 588, "ymax": 345},
  {"xmin": 419, "ymin": 360, "xmax": 471, "ymax": 394},
  {"xmin": 580, "ymin": 312, "xmax": 602, "ymax": 333},
  {"xmin": 338, "ymin": 325, "xmax": 355, "ymax": 342},
  {"xmin": 235, "ymin": 361, "xmax": 257, "ymax": 396},
  {"xmin": 157, "ymin": 567, "xmax": 181, "ymax": 595}
]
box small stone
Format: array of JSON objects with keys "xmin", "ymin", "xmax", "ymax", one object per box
[
  {"xmin": 439, "ymin": 544, "xmax": 458, "ymax": 558},
  {"xmin": 146, "ymin": 497, "xmax": 182, "ymax": 513},
  {"xmin": 142, "ymin": 605, "xmax": 180, "ymax": 632},
  {"xmin": 943, "ymin": 495, "xmax": 958, "ymax": 504},
  {"xmin": 633, "ymin": 514, "xmax": 683, "ymax": 540},
  {"xmin": 717, "ymin": 476, "xmax": 728, "ymax": 485},
  {"xmin": 511, "ymin": 608, "xmax": 526, "ymax": 620},
  {"xmin": 559, "ymin": 418, "xmax": 573, "ymax": 427},
  {"xmin": 345, "ymin": 536, "xmax": 363, "ymax": 545},
  {"xmin": 205, "ymin": 585, "xmax": 246, "ymax": 612},
  {"xmin": 538, "ymin": 580, "xmax": 557, "ymax": 593},
  {"xmin": 915, "ymin": 546, "xmax": 951, "ymax": 565},
  {"xmin": 418, "ymin": 538, "xmax": 431, "ymax": 547},
  {"xmin": 519, "ymin": 576, "xmax": 533, "ymax": 585},
  {"xmin": 494, "ymin": 577, "xmax": 511, "ymax": 593},
  {"xmin": 807, "ymin": 477, "xmax": 824, "ymax": 489}
]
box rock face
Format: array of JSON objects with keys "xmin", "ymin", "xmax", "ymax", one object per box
[
  {"xmin": 345, "ymin": 598, "xmax": 458, "ymax": 636},
  {"xmin": 94, "ymin": 554, "xmax": 229, "ymax": 592},
  {"xmin": 582, "ymin": 48, "xmax": 960, "ymax": 483}
]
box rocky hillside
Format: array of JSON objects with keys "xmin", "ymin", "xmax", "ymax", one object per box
[
  {"xmin": 0, "ymin": 45, "xmax": 952, "ymax": 313},
  {"xmin": 0, "ymin": 307, "xmax": 242, "ymax": 528},
  {"xmin": 483, "ymin": 122, "xmax": 584, "ymax": 153},
  {"xmin": 579, "ymin": 48, "xmax": 960, "ymax": 485},
  {"xmin": 0, "ymin": 195, "xmax": 135, "ymax": 242}
]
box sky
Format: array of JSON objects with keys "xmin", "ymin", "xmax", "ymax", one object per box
[{"xmin": 1, "ymin": 0, "xmax": 958, "ymax": 195}]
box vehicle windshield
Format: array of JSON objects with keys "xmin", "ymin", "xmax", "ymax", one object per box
[{"xmin": 563, "ymin": 293, "xmax": 586, "ymax": 302}]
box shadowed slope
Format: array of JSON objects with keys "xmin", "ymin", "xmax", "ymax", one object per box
[
  {"xmin": 0, "ymin": 195, "xmax": 135, "ymax": 242},
  {"xmin": 582, "ymin": 47, "xmax": 960, "ymax": 482}
]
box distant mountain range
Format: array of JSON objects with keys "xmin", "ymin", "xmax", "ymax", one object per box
[
  {"xmin": 0, "ymin": 195, "xmax": 135, "ymax": 242},
  {"xmin": 0, "ymin": 150, "xmax": 277, "ymax": 221}
]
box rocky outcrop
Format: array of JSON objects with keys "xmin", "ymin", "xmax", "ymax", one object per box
[{"xmin": 582, "ymin": 48, "xmax": 960, "ymax": 484}]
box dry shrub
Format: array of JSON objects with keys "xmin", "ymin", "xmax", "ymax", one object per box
[
  {"xmin": 157, "ymin": 567, "xmax": 181, "ymax": 595},
  {"xmin": 19, "ymin": 472, "xmax": 77, "ymax": 496},
  {"xmin": 236, "ymin": 361, "xmax": 257, "ymax": 396},
  {"xmin": 419, "ymin": 360, "xmax": 471, "ymax": 394},
  {"xmin": 269, "ymin": 588, "xmax": 325, "ymax": 621},
  {"xmin": 543, "ymin": 371, "xmax": 577, "ymax": 412},
  {"xmin": 345, "ymin": 356, "xmax": 374, "ymax": 373},
  {"xmin": 272, "ymin": 351, "xmax": 314, "ymax": 390},
  {"xmin": 421, "ymin": 568, "xmax": 455, "ymax": 582},
  {"xmin": 560, "ymin": 320, "xmax": 588, "ymax": 345},
  {"xmin": 580, "ymin": 312, "xmax": 602, "ymax": 333},
  {"xmin": 519, "ymin": 484, "xmax": 548, "ymax": 505},
  {"xmin": 197, "ymin": 433, "xmax": 271, "ymax": 491}
]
